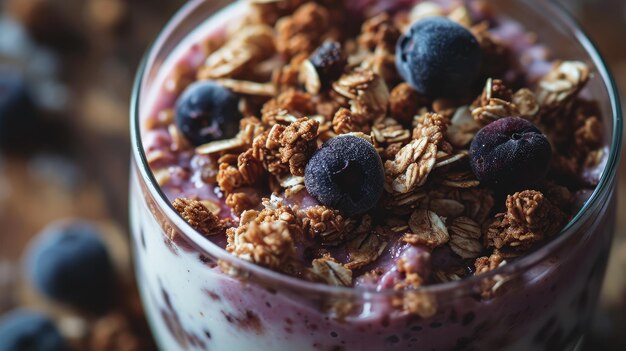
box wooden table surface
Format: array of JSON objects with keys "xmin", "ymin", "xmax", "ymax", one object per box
[{"xmin": 0, "ymin": 0, "xmax": 624, "ymax": 349}]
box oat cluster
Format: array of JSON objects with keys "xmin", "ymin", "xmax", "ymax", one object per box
[{"xmin": 146, "ymin": 0, "xmax": 605, "ymax": 304}]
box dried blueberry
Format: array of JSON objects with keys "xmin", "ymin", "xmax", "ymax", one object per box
[
  {"xmin": 469, "ymin": 117, "xmax": 552, "ymax": 191},
  {"xmin": 0, "ymin": 310, "xmax": 67, "ymax": 351},
  {"xmin": 304, "ymin": 135, "xmax": 384, "ymax": 216},
  {"xmin": 309, "ymin": 41, "xmax": 346, "ymax": 87},
  {"xmin": 175, "ymin": 81, "xmax": 241, "ymax": 146},
  {"xmin": 396, "ymin": 17, "xmax": 481, "ymax": 98},
  {"xmin": 26, "ymin": 220, "xmax": 116, "ymax": 313}
]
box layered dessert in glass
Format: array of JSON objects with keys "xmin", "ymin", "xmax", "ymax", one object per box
[{"xmin": 129, "ymin": 0, "xmax": 623, "ymax": 350}]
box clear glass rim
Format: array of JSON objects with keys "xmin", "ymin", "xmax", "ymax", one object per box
[{"xmin": 130, "ymin": 0, "xmax": 623, "ymax": 297}]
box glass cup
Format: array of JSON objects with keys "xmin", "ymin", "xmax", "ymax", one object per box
[{"xmin": 129, "ymin": 1, "xmax": 623, "ymax": 350}]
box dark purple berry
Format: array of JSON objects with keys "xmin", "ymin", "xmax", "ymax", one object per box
[
  {"xmin": 175, "ymin": 81, "xmax": 241, "ymax": 146},
  {"xmin": 396, "ymin": 17, "xmax": 481, "ymax": 98},
  {"xmin": 0, "ymin": 310, "xmax": 67, "ymax": 351},
  {"xmin": 309, "ymin": 41, "xmax": 346, "ymax": 87},
  {"xmin": 469, "ymin": 117, "xmax": 552, "ymax": 191},
  {"xmin": 304, "ymin": 135, "xmax": 384, "ymax": 216},
  {"xmin": 0, "ymin": 70, "xmax": 40, "ymax": 153},
  {"xmin": 26, "ymin": 220, "xmax": 116, "ymax": 313}
]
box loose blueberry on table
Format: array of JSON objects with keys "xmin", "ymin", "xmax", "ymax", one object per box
[
  {"xmin": 0, "ymin": 71, "xmax": 39, "ymax": 152},
  {"xmin": 0, "ymin": 310, "xmax": 67, "ymax": 351},
  {"xmin": 26, "ymin": 221, "xmax": 117, "ymax": 313}
]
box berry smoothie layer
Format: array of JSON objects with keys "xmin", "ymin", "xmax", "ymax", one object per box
[{"xmin": 135, "ymin": 0, "xmax": 611, "ymax": 349}]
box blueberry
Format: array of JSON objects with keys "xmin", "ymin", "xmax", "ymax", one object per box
[
  {"xmin": 469, "ymin": 117, "xmax": 552, "ymax": 191},
  {"xmin": 175, "ymin": 81, "xmax": 241, "ymax": 146},
  {"xmin": 26, "ymin": 220, "xmax": 116, "ymax": 313},
  {"xmin": 309, "ymin": 41, "xmax": 346, "ymax": 87},
  {"xmin": 0, "ymin": 71, "xmax": 39, "ymax": 152},
  {"xmin": 304, "ymin": 135, "xmax": 384, "ymax": 216},
  {"xmin": 0, "ymin": 310, "xmax": 67, "ymax": 351},
  {"xmin": 396, "ymin": 17, "xmax": 481, "ymax": 98}
]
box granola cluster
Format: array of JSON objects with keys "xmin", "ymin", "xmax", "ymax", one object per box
[
  {"xmin": 172, "ymin": 198, "xmax": 224, "ymax": 237},
  {"xmin": 145, "ymin": 0, "xmax": 606, "ymax": 310},
  {"xmin": 485, "ymin": 190, "xmax": 566, "ymax": 257}
]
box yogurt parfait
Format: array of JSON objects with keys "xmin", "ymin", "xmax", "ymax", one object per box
[{"xmin": 130, "ymin": 0, "xmax": 622, "ymax": 350}]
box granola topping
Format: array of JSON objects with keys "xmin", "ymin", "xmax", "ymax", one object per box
[
  {"xmin": 275, "ymin": 2, "xmax": 335, "ymax": 59},
  {"xmin": 309, "ymin": 255, "xmax": 352, "ymax": 286},
  {"xmin": 198, "ymin": 24, "xmax": 275, "ymax": 79},
  {"xmin": 345, "ymin": 230, "xmax": 387, "ymax": 270},
  {"xmin": 172, "ymin": 198, "xmax": 223, "ymax": 237},
  {"xmin": 299, "ymin": 205, "xmax": 355, "ymax": 244},
  {"xmin": 227, "ymin": 220, "xmax": 296, "ymax": 270},
  {"xmin": 384, "ymin": 137, "xmax": 437, "ymax": 194},
  {"xmin": 143, "ymin": 0, "xmax": 607, "ymax": 309},
  {"xmin": 404, "ymin": 209, "xmax": 449, "ymax": 249},
  {"xmin": 333, "ymin": 68, "xmax": 390, "ymax": 124},
  {"xmin": 448, "ymin": 217, "xmax": 483, "ymax": 259},
  {"xmin": 537, "ymin": 61, "xmax": 590, "ymax": 118},
  {"xmin": 474, "ymin": 253, "xmax": 505, "ymax": 275},
  {"xmin": 252, "ymin": 117, "xmax": 319, "ymax": 176},
  {"xmin": 485, "ymin": 190, "xmax": 566, "ymax": 256}
]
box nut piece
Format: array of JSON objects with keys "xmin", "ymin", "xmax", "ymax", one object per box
[
  {"xmin": 172, "ymin": 198, "xmax": 223, "ymax": 236},
  {"xmin": 448, "ymin": 217, "xmax": 483, "ymax": 259},
  {"xmin": 404, "ymin": 209, "xmax": 449, "ymax": 249}
]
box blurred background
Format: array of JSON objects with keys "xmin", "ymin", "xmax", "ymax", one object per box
[{"xmin": 0, "ymin": 0, "xmax": 624, "ymax": 349}]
